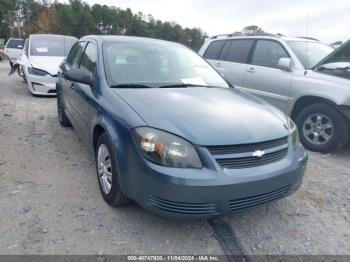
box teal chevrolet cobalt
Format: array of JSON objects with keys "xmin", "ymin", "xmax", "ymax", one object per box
[{"xmin": 56, "ymin": 36, "xmax": 308, "ymax": 218}]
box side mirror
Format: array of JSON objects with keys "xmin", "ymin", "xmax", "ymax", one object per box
[
  {"xmin": 278, "ymin": 57, "xmax": 293, "ymax": 72},
  {"xmin": 65, "ymin": 69, "xmax": 95, "ymax": 87}
]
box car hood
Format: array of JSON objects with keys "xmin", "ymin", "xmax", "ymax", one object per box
[
  {"xmin": 314, "ymin": 62, "xmax": 350, "ymax": 80},
  {"xmin": 29, "ymin": 56, "xmax": 65, "ymax": 75},
  {"xmin": 114, "ymin": 88, "xmax": 289, "ymax": 146},
  {"xmin": 314, "ymin": 39, "xmax": 350, "ymax": 69},
  {"xmin": 307, "ymin": 68, "xmax": 350, "ymax": 84}
]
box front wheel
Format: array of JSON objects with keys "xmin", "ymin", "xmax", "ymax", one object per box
[
  {"xmin": 57, "ymin": 89, "xmax": 71, "ymax": 127},
  {"xmin": 295, "ymin": 103, "xmax": 348, "ymax": 153},
  {"xmin": 96, "ymin": 133, "xmax": 129, "ymax": 206}
]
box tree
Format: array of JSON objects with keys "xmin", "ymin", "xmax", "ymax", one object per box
[
  {"xmin": 330, "ymin": 41, "xmax": 343, "ymax": 46},
  {"xmin": 1, "ymin": 0, "xmax": 207, "ymax": 50},
  {"xmin": 0, "ymin": 0, "xmax": 16, "ymax": 40},
  {"xmin": 241, "ymin": 25, "xmax": 265, "ymax": 35}
]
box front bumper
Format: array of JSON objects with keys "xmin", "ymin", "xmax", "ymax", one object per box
[
  {"xmin": 121, "ymin": 139, "xmax": 308, "ymax": 219},
  {"xmin": 26, "ymin": 70, "xmax": 57, "ymax": 96}
]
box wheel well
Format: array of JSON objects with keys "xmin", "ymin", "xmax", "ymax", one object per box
[
  {"xmin": 92, "ymin": 125, "xmax": 105, "ymax": 151},
  {"xmin": 291, "ymin": 96, "xmax": 338, "ymax": 120}
]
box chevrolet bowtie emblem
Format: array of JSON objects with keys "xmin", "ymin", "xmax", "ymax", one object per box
[{"xmin": 252, "ymin": 150, "xmax": 265, "ymax": 158}]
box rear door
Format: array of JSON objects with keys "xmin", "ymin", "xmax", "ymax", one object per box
[
  {"xmin": 4, "ymin": 39, "xmax": 24, "ymax": 63},
  {"xmin": 203, "ymin": 39, "xmax": 254, "ymax": 88},
  {"xmin": 202, "ymin": 40, "xmax": 226, "ymax": 75},
  {"xmin": 216, "ymin": 39, "xmax": 255, "ymax": 87},
  {"xmin": 242, "ymin": 39, "xmax": 293, "ymax": 112}
]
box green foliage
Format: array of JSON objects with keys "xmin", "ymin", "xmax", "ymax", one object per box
[
  {"xmin": 330, "ymin": 41, "xmax": 343, "ymax": 46},
  {"xmin": 0, "ymin": 0, "xmax": 16, "ymax": 38},
  {"xmin": 231, "ymin": 25, "xmax": 266, "ymax": 36},
  {"xmin": 1, "ymin": 0, "xmax": 206, "ymax": 50}
]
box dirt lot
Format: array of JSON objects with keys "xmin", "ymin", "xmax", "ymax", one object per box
[{"xmin": 0, "ymin": 60, "xmax": 349, "ymax": 257}]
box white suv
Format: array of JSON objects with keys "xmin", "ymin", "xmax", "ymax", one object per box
[{"xmin": 199, "ymin": 35, "xmax": 350, "ymax": 153}]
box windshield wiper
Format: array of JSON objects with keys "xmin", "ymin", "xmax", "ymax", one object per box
[
  {"xmin": 158, "ymin": 84, "xmax": 216, "ymax": 88},
  {"xmin": 110, "ymin": 84, "xmax": 153, "ymax": 89},
  {"xmin": 318, "ymin": 66, "xmax": 350, "ymax": 71}
]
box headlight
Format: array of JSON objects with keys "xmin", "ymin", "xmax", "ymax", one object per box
[
  {"xmin": 133, "ymin": 127, "xmax": 202, "ymax": 169},
  {"xmin": 28, "ymin": 67, "xmax": 48, "ymax": 76},
  {"xmin": 287, "ymin": 116, "xmax": 300, "ymax": 150}
]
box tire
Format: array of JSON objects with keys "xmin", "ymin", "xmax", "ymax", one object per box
[
  {"xmin": 18, "ymin": 66, "xmax": 27, "ymax": 83},
  {"xmin": 295, "ymin": 103, "xmax": 349, "ymax": 153},
  {"xmin": 95, "ymin": 133, "xmax": 129, "ymax": 206},
  {"xmin": 57, "ymin": 89, "xmax": 71, "ymax": 127}
]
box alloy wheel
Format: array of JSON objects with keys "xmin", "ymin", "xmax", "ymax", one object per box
[
  {"xmin": 97, "ymin": 144, "xmax": 113, "ymax": 195},
  {"xmin": 302, "ymin": 113, "xmax": 334, "ymax": 146}
]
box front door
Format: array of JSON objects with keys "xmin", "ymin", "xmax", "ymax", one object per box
[
  {"xmin": 242, "ymin": 40, "xmax": 293, "ymax": 112},
  {"xmin": 61, "ymin": 41, "xmax": 86, "ymax": 129},
  {"xmin": 72, "ymin": 42, "xmax": 98, "ymax": 143}
]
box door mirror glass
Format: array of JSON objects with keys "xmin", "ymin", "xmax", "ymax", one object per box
[
  {"xmin": 278, "ymin": 57, "xmax": 293, "ymax": 72},
  {"xmin": 65, "ymin": 69, "xmax": 95, "ymax": 87}
]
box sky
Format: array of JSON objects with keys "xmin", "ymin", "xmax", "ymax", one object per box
[{"xmin": 81, "ymin": 0, "xmax": 350, "ymax": 44}]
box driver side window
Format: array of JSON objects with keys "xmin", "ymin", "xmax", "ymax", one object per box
[
  {"xmin": 79, "ymin": 43, "xmax": 97, "ymax": 76},
  {"xmin": 252, "ymin": 40, "xmax": 289, "ymax": 69},
  {"xmin": 66, "ymin": 42, "xmax": 86, "ymax": 68}
]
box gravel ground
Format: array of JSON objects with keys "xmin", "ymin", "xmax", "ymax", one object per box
[{"xmin": 0, "ymin": 60, "xmax": 349, "ymax": 257}]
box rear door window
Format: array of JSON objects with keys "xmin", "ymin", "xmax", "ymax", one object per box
[
  {"xmin": 6, "ymin": 39, "xmax": 24, "ymax": 49},
  {"xmin": 252, "ymin": 40, "xmax": 289, "ymax": 69},
  {"xmin": 224, "ymin": 39, "xmax": 254, "ymax": 63},
  {"xmin": 203, "ymin": 40, "xmax": 226, "ymax": 60}
]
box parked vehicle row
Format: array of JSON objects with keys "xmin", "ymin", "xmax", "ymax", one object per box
[
  {"xmin": 199, "ymin": 35, "xmax": 350, "ymax": 153},
  {"xmin": 4, "ymin": 33, "xmax": 348, "ymax": 218}
]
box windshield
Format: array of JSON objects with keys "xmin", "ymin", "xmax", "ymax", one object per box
[
  {"xmin": 30, "ymin": 36, "xmax": 76, "ymax": 57},
  {"xmin": 287, "ymin": 41, "xmax": 334, "ymax": 69},
  {"xmin": 103, "ymin": 40, "xmax": 229, "ymax": 88}
]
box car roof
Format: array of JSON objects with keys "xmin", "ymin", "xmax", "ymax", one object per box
[
  {"xmin": 29, "ymin": 34, "xmax": 77, "ymax": 40},
  {"xmin": 81, "ymin": 35, "xmax": 184, "ymax": 47},
  {"xmin": 206, "ymin": 34, "xmax": 320, "ymax": 43},
  {"xmin": 7, "ymin": 38, "xmax": 23, "ymax": 41}
]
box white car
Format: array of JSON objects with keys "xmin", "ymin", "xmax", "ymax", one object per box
[
  {"xmin": 11, "ymin": 34, "xmax": 77, "ymax": 96},
  {"xmin": 4, "ymin": 38, "xmax": 24, "ymax": 67}
]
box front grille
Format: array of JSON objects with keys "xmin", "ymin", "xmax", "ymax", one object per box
[
  {"xmin": 148, "ymin": 196, "xmax": 218, "ymax": 215},
  {"xmin": 208, "ymin": 137, "xmax": 288, "ymax": 154},
  {"xmin": 208, "ymin": 136, "xmax": 288, "ymax": 169},
  {"xmin": 216, "ymin": 148, "xmax": 288, "ymax": 169},
  {"xmin": 229, "ymin": 185, "xmax": 290, "ymax": 211}
]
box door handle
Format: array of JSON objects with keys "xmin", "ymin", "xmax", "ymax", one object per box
[
  {"xmin": 215, "ymin": 62, "xmax": 223, "ymax": 68},
  {"xmin": 70, "ymin": 83, "xmax": 76, "ymax": 89},
  {"xmin": 247, "ymin": 67, "xmax": 255, "ymax": 73}
]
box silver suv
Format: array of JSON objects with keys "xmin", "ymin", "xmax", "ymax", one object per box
[{"xmin": 199, "ymin": 35, "xmax": 350, "ymax": 153}]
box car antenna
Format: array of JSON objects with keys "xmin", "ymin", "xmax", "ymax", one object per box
[{"xmin": 304, "ymin": 13, "xmax": 309, "ymax": 76}]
